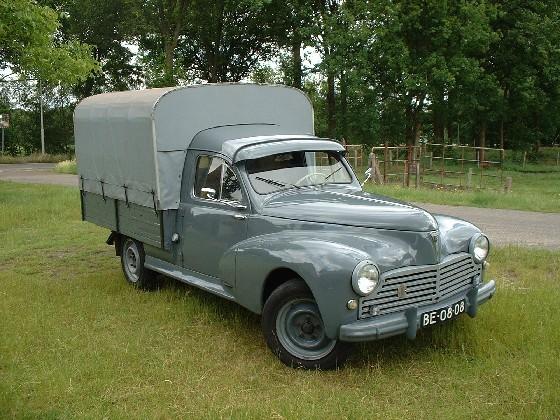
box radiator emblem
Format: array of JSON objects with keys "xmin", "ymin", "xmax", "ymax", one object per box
[{"xmin": 397, "ymin": 284, "xmax": 407, "ymax": 298}]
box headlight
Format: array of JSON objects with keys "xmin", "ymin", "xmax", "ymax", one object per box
[
  {"xmin": 352, "ymin": 260, "xmax": 380, "ymax": 296},
  {"xmin": 469, "ymin": 233, "xmax": 489, "ymax": 263}
]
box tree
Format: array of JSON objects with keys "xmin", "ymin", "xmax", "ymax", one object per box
[
  {"xmin": 357, "ymin": 0, "xmax": 498, "ymax": 151},
  {"xmin": 176, "ymin": 0, "xmax": 274, "ymax": 82},
  {"xmin": 40, "ymin": 0, "xmax": 142, "ymax": 97},
  {"xmin": 0, "ymin": 0, "xmax": 98, "ymax": 84},
  {"xmin": 488, "ymin": 0, "xmax": 560, "ymax": 150},
  {"xmin": 266, "ymin": 0, "xmax": 316, "ymax": 89},
  {"xmin": 137, "ymin": 0, "xmax": 191, "ymax": 86}
]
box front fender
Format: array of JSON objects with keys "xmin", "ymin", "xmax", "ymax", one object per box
[
  {"xmin": 233, "ymin": 231, "xmax": 375, "ymax": 339},
  {"xmin": 435, "ymin": 214, "xmax": 481, "ymax": 256}
]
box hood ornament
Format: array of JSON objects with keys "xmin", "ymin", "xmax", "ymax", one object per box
[
  {"xmin": 430, "ymin": 231, "xmax": 439, "ymax": 243},
  {"xmin": 430, "ymin": 230, "xmax": 441, "ymax": 262}
]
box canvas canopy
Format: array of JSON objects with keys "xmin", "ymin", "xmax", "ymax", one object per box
[{"xmin": 74, "ymin": 84, "xmax": 315, "ymax": 210}]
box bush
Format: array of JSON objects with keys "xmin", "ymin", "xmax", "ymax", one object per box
[{"xmin": 54, "ymin": 159, "xmax": 77, "ymax": 174}]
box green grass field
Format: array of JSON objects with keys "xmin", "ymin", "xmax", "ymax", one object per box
[
  {"xmin": 361, "ymin": 167, "xmax": 560, "ymax": 213},
  {"xmin": 1, "ymin": 182, "xmax": 559, "ymax": 418}
]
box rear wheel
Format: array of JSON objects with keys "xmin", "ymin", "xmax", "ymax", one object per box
[
  {"xmin": 262, "ymin": 279, "xmax": 352, "ymax": 369},
  {"xmin": 120, "ymin": 237, "xmax": 157, "ymax": 290}
]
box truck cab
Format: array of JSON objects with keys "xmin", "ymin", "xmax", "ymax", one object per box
[{"xmin": 75, "ymin": 84, "xmax": 496, "ymax": 369}]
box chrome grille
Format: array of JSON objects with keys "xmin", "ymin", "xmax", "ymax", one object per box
[{"xmin": 359, "ymin": 253, "xmax": 481, "ymax": 319}]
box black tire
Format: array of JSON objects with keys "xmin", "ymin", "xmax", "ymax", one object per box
[
  {"xmin": 262, "ymin": 279, "xmax": 352, "ymax": 370},
  {"xmin": 120, "ymin": 237, "xmax": 157, "ymax": 290}
]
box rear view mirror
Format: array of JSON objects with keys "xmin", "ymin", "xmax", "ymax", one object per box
[{"xmin": 361, "ymin": 168, "xmax": 372, "ymax": 187}]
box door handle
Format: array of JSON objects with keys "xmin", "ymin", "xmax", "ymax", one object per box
[{"xmin": 232, "ymin": 214, "xmax": 247, "ymax": 220}]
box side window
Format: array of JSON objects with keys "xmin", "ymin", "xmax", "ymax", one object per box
[
  {"xmin": 194, "ymin": 155, "xmax": 243, "ymax": 202},
  {"xmin": 222, "ymin": 166, "xmax": 242, "ymax": 202},
  {"xmin": 194, "ymin": 156, "xmax": 223, "ymax": 199}
]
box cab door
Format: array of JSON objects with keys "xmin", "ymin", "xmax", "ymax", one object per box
[{"xmin": 180, "ymin": 153, "xmax": 248, "ymax": 280}]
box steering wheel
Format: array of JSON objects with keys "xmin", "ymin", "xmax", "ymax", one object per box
[{"xmin": 295, "ymin": 172, "xmax": 328, "ymax": 186}]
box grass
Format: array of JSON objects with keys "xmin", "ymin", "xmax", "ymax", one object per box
[
  {"xmin": 361, "ymin": 168, "xmax": 560, "ymax": 213},
  {"xmin": 0, "ymin": 153, "xmax": 73, "ymax": 164},
  {"xmin": 54, "ymin": 159, "xmax": 77, "ymax": 174},
  {"xmin": 0, "ymin": 181, "xmax": 559, "ymax": 418}
]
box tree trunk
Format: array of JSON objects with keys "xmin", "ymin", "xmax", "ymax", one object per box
[
  {"xmin": 204, "ymin": 0, "xmax": 225, "ymax": 83},
  {"xmin": 326, "ymin": 70, "xmax": 336, "ymax": 139},
  {"xmin": 433, "ymin": 111, "xmax": 443, "ymax": 143},
  {"xmin": 406, "ymin": 94, "xmax": 425, "ymax": 146},
  {"xmin": 340, "ymin": 70, "xmax": 348, "ymax": 139},
  {"xmin": 479, "ymin": 122, "xmax": 486, "ymax": 164},
  {"xmin": 499, "ymin": 119, "xmax": 504, "ymax": 150},
  {"xmin": 163, "ymin": 40, "xmax": 177, "ymax": 85},
  {"xmin": 291, "ymin": 34, "xmax": 302, "ymax": 89},
  {"xmin": 414, "ymin": 120, "xmax": 422, "ymax": 146}
]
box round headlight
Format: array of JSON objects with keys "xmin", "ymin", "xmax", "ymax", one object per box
[
  {"xmin": 469, "ymin": 234, "xmax": 489, "ymax": 263},
  {"xmin": 352, "ymin": 261, "xmax": 380, "ymax": 296}
]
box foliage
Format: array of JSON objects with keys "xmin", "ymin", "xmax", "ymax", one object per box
[
  {"xmin": 0, "ymin": 153, "xmax": 71, "ymax": 164},
  {"xmin": 0, "ymin": 0, "xmax": 98, "ymax": 85},
  {"xmin": 53, "ymin": 159, "xmax": 76, "ymax": 173},
  {"xmin": 176, "ymin": 0, "xmax": 275, "ymax": 83},
  {"xmin": 40, "ymin": 0, "xmax": 142, "ymax": 97},
  {"xmin": 0, "ymin": 81, "xmax": 76, "ymax": 154},
  {"xmin": 4, "ymin": 0, "xmax": 560, "ymax": 156}
]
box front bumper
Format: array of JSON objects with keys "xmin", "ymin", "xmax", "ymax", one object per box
[{"xmin": 338, "ymin": 280, "xmax": 496, "ymax": 342}]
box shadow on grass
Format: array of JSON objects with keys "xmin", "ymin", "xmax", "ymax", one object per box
[{"xmin": 153, "ymin": 272, "xmax": 261, "ymax": 329}]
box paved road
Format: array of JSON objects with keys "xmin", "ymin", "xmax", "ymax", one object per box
[
  {"xmin": 0, "ymin": 163, "xmax": 78, "ymax": 187},
  {"xmin": 414, "ymin": 203, "xmax": 560, "ymax": 249},
  {"xmin": 1, "ymin": 163, "xmax": 559, "ymax": 249}
]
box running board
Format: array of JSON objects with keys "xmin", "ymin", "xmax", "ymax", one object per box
[{"xmin": 145, "ymin": 256, "xmax": 235, "ymax": 301}]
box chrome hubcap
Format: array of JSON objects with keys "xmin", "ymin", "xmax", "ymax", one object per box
[{"xmin": 123, "ymin": 240, "xmax": 140, "ymax": 282}]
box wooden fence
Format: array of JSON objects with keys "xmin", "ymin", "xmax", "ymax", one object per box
[{"xmin": 358, "ymin": 143, "xmax": 508, "ymax": 191}]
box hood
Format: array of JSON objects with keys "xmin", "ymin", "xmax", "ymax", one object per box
[{"xmin": 261, "ymin": 188, "xmax": 438, "ymax": 232}]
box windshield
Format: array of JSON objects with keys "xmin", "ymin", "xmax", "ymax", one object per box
[{"xmin": 246, "ymin": 150, "xmax": 353, "ymax": 194}]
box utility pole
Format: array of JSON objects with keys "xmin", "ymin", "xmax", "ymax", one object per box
[
  {"xmin": 0, "ymin": 114, "xmax": 8, "ymax": 154},
  {"xmin": 39, "ymin": 79, "xmax": 45, "ymax": 154}
]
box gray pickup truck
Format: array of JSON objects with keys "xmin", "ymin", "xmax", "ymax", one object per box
[{"xmin": 74, "ymin": 84, "xmax": 496, "ymax": 369}]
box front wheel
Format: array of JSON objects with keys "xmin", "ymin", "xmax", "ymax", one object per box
[
  {"xmin": 120, "ymin": 237, "xmax": 157, "ymax": 290},
  {"xmin": 262, "ymin": 280, "xmax": 352, "ymax": 369}
]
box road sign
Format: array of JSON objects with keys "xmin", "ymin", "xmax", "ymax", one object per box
[{"xmin": 0, "ymin": 114, "xmax": 9, "ymax": 129}]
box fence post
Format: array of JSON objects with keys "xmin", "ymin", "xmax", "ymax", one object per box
[
  {"xmin": 504, "ymin": 176, "xmax": 512, "ymax": 193},
  {"xmin": 523, "ymin": 151, "xmax": 527, "ymax": 168},
  {"xmin": 383, "ymin": 142, "xmax": 388, "ymax": 184},
  {"xmin": 467, "ymin": 168, "xmax": 473, "ymax": 188},
  {"xmin": 415, "ymin": 162, "xmax": 420, "ymax": 188},
  {"xmin": 406, "ymin": 144, "xmax": 412, "ymax": 187},
  {"xmin": 557, "ymin": 151, "xmax": 559, "ymax": 167},
  {"xmin": 403, "ymin": 160, "xmax": 408, "ymax": 187},
  {"xmin": 371, "ymin": 149, "xmax": 383, "ymax": 184},
  {"xmin": 440, "ymin": 145, "xmax": 445, "ymax": 186}
]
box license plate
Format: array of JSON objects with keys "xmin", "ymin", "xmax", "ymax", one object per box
[{"xmin": 421, "ymin": 300, "xmax": 466, "ymax": 327}]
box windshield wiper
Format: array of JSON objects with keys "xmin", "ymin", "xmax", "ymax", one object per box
[
  {"xmin": 324, "ymin": 165, "xmax": 344, "ymax": 182},
  {"xmin": 255, "ymin": 176, "xmax": 300, "ymax": 190}
]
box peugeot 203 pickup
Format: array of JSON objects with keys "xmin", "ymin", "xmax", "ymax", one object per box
[{"xmin": 74, "ymin": 84, "xmax": 496, "ymax": 369}]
